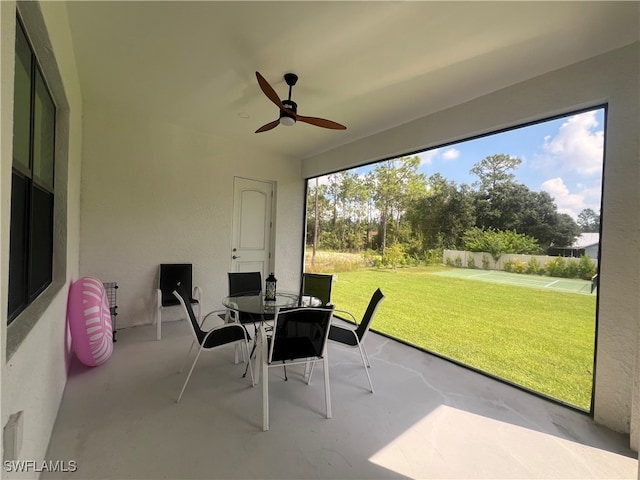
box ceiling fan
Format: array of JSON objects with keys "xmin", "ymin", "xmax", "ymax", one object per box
[{"xmin": 254, "ymin": 71, "xmax": 347, "ymax": 133}]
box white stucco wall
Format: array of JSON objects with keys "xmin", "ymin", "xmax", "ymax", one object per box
[
  {"xmin": 1, "ymin": 1, "xmax": 82, "ymax": 473},
  {"xmin": 78, "ymin": 105, "xmax": 305, "ymax": 330},
  {"xmin": 302, "ymin": 43, "xmax": 640, "ymax": 445}
]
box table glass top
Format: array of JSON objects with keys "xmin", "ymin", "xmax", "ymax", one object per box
[{"xmin": 221, "ymin": 291, "xmax": 320, "ymax": 315}]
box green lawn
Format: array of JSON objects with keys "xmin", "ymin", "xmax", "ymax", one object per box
[{"xmin": 328, "ymin": 266, "xmax": 596, "ymax": 410}]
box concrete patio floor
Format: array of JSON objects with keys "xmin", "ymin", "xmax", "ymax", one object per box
[{"xmin": 42, "ymin": 318, "xmax": 637, "ymax": 479}]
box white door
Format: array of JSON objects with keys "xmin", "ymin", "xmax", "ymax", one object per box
[{"xmin": 231, "ymin": 177, "xmax": 274, "ymax": 277}]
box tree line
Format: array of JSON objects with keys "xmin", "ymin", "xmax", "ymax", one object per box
[{"xmin": 306, "ymin": 154, "xmax": 600, "ymax": 264}]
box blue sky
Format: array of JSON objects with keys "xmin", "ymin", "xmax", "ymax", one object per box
[{"xmin": 343, "ymin": 107, "xmax": 605, "ymax": 220}]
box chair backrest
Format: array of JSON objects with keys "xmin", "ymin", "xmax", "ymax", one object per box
[
  {"xmin": 355, "ymin": 288, "xmax": 385, "ymax": 342},
  {"xmin": 301, "ymin": 273, "xmax": 333, "ymax": 306},
  {"xmin": 159, "ymin": 264, "xmax": 194, "ymax": 306},
  {"xmin": 269, "ymin": 307, "xmax": 334, "ymax": 363},
  {"xmin": 173, "ymin": 286, "xmax": 205, "ymax": 345},
  {"xmin": 228, "ymin": 272, "xmax": 262, "ymax": 296}
]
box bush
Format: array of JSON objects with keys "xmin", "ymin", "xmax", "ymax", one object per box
[
  {"xmin": 578, "ymin": 255, "xmax": 597, "ymax": 280},
  {"xmin": 446, "ymin": 257, "xmax": 454, "ymax": 267},
  {"xmin": 526, "ymin": 257, "xmax": 544, "ymax": 275},
  {"xmin": 503, "ymin": 258, "xmax": 527, "ymax": 274},
  {"xmin": 384, "ymin": 243, "xmax": 405, "ymax": 269},
  {"xmin": 482, "ymin": 255, "xmax": 491, "ymax": 270},
  {"xmin": 545, "ymin": 257, "xmax": 566, "ymax": 277},
  {"xmin": 467, "ymin": 256, "xmax": 476, "ymax": 269},
  {"xmin": 565, "ymin": 259, "xmax": 580, "ymax": 278},
  {"xmin": 426, "ymin": 248, "xmax": 443, "ymax": 265},
  {"xmin": 512, "ymin": 259, "xmax": 527, "ymax": 274},
  {"xmin": 454, "ymin": 255, "xmax": 463, "ymax": 267},
  {"xmin": 463, "ymin": 227, "xmax": 543, "ymax": 260}
]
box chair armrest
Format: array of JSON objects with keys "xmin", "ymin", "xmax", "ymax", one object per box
[
  {"xmin": 193, "ymin": 285, "xmax": 202, "ymax": 303},
  {"xmin": 328, "ymin": 322, "xmax": 354, "ymax": 334},
  {"xmin": 332, "ymin": 309, "xmax": 357, "ymax": 325},
  {"xmin": 202, "ymin": 321, "xmax": 248, "ymax": 344},
  {"xmin": 201, "ymin": 309, "xmax": 232, "ymax": 328}
]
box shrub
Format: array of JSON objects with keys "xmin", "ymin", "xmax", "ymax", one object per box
[
  {"xmin": 545, "ymin": 257, "xmax": 566, "ymax": 277},
  {"xmin": 463, "ymin": 227, "xmax": 543, "ymax": 261},
  {"xmin": 467, "ymin": 256, "xmax": 476, "ymax": 269},
  {"xmin": 426, "ymin": 248, "xmax": 443, "ymax": 265},
  {"xmin": 577, "ymin": 255, "xmax": 597, "ymax": 280},
  {"xmin": 511, "ymin": 259, "xmax": 527, "ymax": 274},
  {"xmin": 526, "ymin": 257, "xmax": 544, "ymax": 275},
  {"xmin": 565, "ymin": 259, "xmax": 580, "ymax": 278},
  {"xmin": 503, "ymin": 258, "xmax": 526, "ymax": 274},
  {"xmin": 454, "ymin": 255, "xmax": 463, "ymax": 267},
  {"xmin": 446, "ymin": 256, "xmax": 454, "ymax": 267},
  {"xmin": 384, "ymin": 243, "xmax": 405, "ymax": 269},
  {"xmin": 482, "ymin": 255, "xmax": 491, "ymax": 270}
]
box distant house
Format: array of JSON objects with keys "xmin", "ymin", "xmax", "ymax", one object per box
[{"xmin": 549, "ymin": 233, "xmax": 600, "ymax": 259}]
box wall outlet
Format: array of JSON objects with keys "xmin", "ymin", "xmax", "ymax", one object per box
[{"xmin": 3, "ymin": 411, "xmax": 24, "ymax": 461}]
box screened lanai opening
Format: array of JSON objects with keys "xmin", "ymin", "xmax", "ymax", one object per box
[{"xmin": 304, "ymin": 106, "xmax": 606, "ymax": 411}]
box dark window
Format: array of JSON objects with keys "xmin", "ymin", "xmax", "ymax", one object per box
[{"xmin": 8, "ymin": 17, "xmax": 56, "ymax": 324}]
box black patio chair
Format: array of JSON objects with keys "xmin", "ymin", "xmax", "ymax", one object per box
[
  {"xmin": 312, "ymin": 288, "xmax": 385, "ymax": 393},
  {"xmin": 173, "ymin": 286, "xmax": 254, "ymax": 403},
  {"xmin": 300, "ymin": 273, "xmax": 333, "ymax": 306},
  {"xmin": 156, "ymin": 264, "xmax": 201, "ymax": 340},
  {"xmin": 257, "ymin": 306, "xmax": 334, "ymax": 431}
]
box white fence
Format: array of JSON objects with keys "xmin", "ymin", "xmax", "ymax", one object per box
[{"xmin": 443, "ymin": 249, "xmax": 598, "ymax": 271}]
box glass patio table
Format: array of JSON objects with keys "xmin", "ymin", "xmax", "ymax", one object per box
[
  {"xmin": 221, "ymin": 291, "xmax": 321, "ymax": 323},
  {"xmin": 221, "ymin": 291, "xmax": 322, "ymax": 378}
]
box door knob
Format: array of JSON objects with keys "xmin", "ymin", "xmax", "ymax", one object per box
[{"xmin": 232, "ymin": 255, "xmax": 240, "ymax": 259}]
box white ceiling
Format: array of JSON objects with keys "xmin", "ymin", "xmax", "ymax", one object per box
[{"xmin": 65, "ymin": 1, "xmax": 639, "ymax": 160}]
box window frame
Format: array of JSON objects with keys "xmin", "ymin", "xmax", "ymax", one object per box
[{"xmin": 8, "ymin": 15, "xmax": 57, "ymax": 324}]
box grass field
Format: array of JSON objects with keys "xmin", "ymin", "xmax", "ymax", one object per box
[{"xmin": 325, "ymin": 266, "xmax": 596, "ymax": 410}]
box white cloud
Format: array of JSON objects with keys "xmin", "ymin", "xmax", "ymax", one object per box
[
  {"xmin": 418, "ymin": 147, "xmax": 459, "ymax": 166},
  {"xmin": 442, "ymin": 148, "xmax": 460, "ymax": 161},
  {"xmin": 537, "ymin": 111, "xmax": 604, "ymax": 175},
  {"xmin": 419, "ymin": 149, "xmax": 439, "ymax": 166},
  {"xmin": 540, "ymin": 177, "xmax": 594, "ymax": 219}
]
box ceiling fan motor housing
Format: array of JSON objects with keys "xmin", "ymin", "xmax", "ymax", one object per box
[{"xmin": 280, "ymin": 100, "xmax": 297, "ymax": 126}]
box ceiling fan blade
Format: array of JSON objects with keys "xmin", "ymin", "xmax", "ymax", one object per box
[
  {"xmin": 255, "ymin": 119, "xmax": 280, "ymax": 133},
  {"xmin": 256, "ymin": 71, "xmax": 286, "ymax": 110},
  {"xmin": 296, "ymin": 115, "xmax": 347, "ymax": 130}
]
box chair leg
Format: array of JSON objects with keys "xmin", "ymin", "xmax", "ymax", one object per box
[
  {"xmin": 177, "ymin": 347, "xmax": 203, "ymax": 403},
  {"xmin": 179, "ymin": 340, "xmax": 196, "ymax": 373},
  {"xmin": 362, "ymin": 342, "xmax": 372, "ymax": 368},
  {"xmin": 323, "ymin": 355, "xmax": 332, "ymax": 419},
  {"xmin": 356, "ymin": 339, "xmax": 374, "ymax": 393},
  {"xmin": 307, "ymin": 360, "xmax": 316, "ymax": 384},
  {"xmin": 254, "ymin": 343, "xmax": 261, "ymax": 387},
  {"xmin": 156, "ymin": 307, "xmax": 162, "ymax": 341},
  {"xmin": 156, "ymin": 291, "xmax": 162, "ymax": 341},
  {"xmin": 262, "ymin": 360, "xmax": 269, "ymax": 431},
  {"xmin": 245, "ymin": 341, "xmax": 255, "ymax": 387}
]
